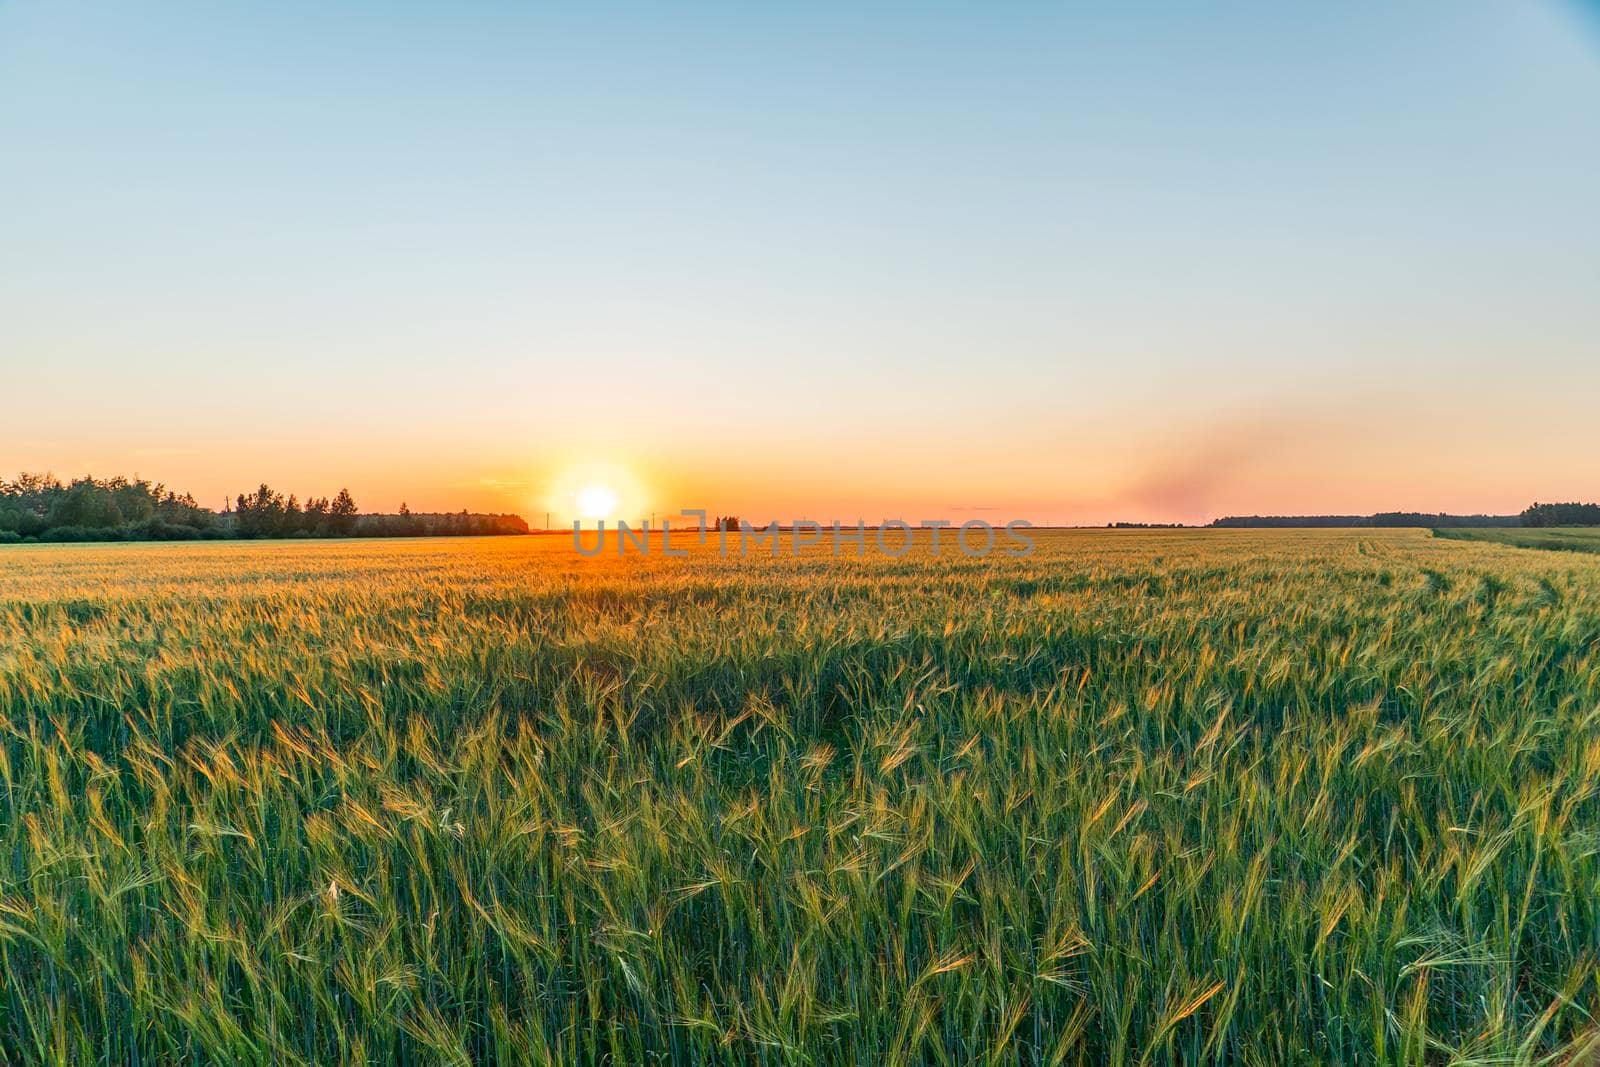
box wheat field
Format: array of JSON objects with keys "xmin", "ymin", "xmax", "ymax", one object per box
[{"xmin": 1, "ymin": 530, "xmax": 1598, "ymax": 1065}]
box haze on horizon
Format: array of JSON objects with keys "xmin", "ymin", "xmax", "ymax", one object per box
[{"xmin": 3, "ymin": 2, "xmax": 1598, "ymax": 527}]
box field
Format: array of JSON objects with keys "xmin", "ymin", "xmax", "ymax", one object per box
[
  {"xmin": 2, "ymin": 530, "xmax": 1599, "ymax": 1065},
  {"xmin": 1434, "ymin": 526, "xmax": 1600, "ymax": 555}
]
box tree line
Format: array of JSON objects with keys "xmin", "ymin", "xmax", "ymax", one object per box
[
  {"xmin": 1210, "ymin": 512, "xmax": 1523, "ymax": 529},
  {"xmin": 1210, "ymin": 506, "xmax": 1600, "ymax": 529},
  {"xmin": 0, "ymin": 474, "xmax": 528, "ymax": 543},
  {"xmin": 229, "ymin": 484, "xmax": 525, "ymax": 538},
  {"xmin": 1520, "ymin": 502, "xmax": 1600, "ymax": 527}
]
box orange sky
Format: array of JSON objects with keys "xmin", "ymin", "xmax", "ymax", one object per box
[{"xmin": 8, "ymin": 373, "xmax": 1595, "ymax": 527}]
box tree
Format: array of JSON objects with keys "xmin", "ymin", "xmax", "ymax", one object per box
[
  {"xmin": 234, "ymin": 484, "xmax": 286, "ymax": 537},
  {"xmin": 49, "ymin": 478, "xmax": 123, "ymax": 529},
  {"xmin": 303, "ymin": 496, "xmax": 329, "ymax": 535},
  {"xmin": 110, "ymin": 478, "xmax": 157, "ymax": 525},
  {"xmin": 329, "ymin": 488, "xmax": 357, "ymax": 535}
]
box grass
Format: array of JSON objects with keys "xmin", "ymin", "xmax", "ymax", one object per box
[
  {"xmin": 1433, "ymin": 526, "xmax": 1600, "ymax": 555},
  {"xmin": 2, "ymin": 529, "xmax": 1598, "ymax": 1065}
]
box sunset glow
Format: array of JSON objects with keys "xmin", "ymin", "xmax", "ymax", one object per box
[{"xmin": 575, "ymin": 485, "xmax": 619, "ymax": 522}]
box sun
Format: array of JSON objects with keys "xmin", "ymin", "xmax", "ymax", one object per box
[
  {"xmin": 545, "ymin": 461, "xmax": 647, "ymax": 526},
  {"xmin": 575, "ymin": 484, "xmax": 620, "ymax": 521}
]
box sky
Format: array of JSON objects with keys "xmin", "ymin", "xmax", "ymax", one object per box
[{"xmin": 3, "ymin": 2, "xmax": 1598, "ymax": 525}]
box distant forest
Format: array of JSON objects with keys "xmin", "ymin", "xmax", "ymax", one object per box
[
  {"xmin": 1209, "ymin": 503, "xmax": 1600, "ymax": 529},
  {"xmin": 0, "ymin": 474, "xmax": 528, "ymax": 543},
  {"xmin": 1520, "ymin": 502, "xmax": 1600, "ymax": 527},
  {"xmin": 1209, "ymin": 512, "xmax": 1521, "ymax": 529}
]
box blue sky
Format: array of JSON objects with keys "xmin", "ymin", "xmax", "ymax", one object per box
[{"xmin": 3, "ymin": 2, "xmax": 1598, "ymax": 522}]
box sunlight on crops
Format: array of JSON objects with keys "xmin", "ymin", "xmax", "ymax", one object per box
[{"xmin": 2, "ymin": 530, "xmax": 1598, "ymax": 1064}]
